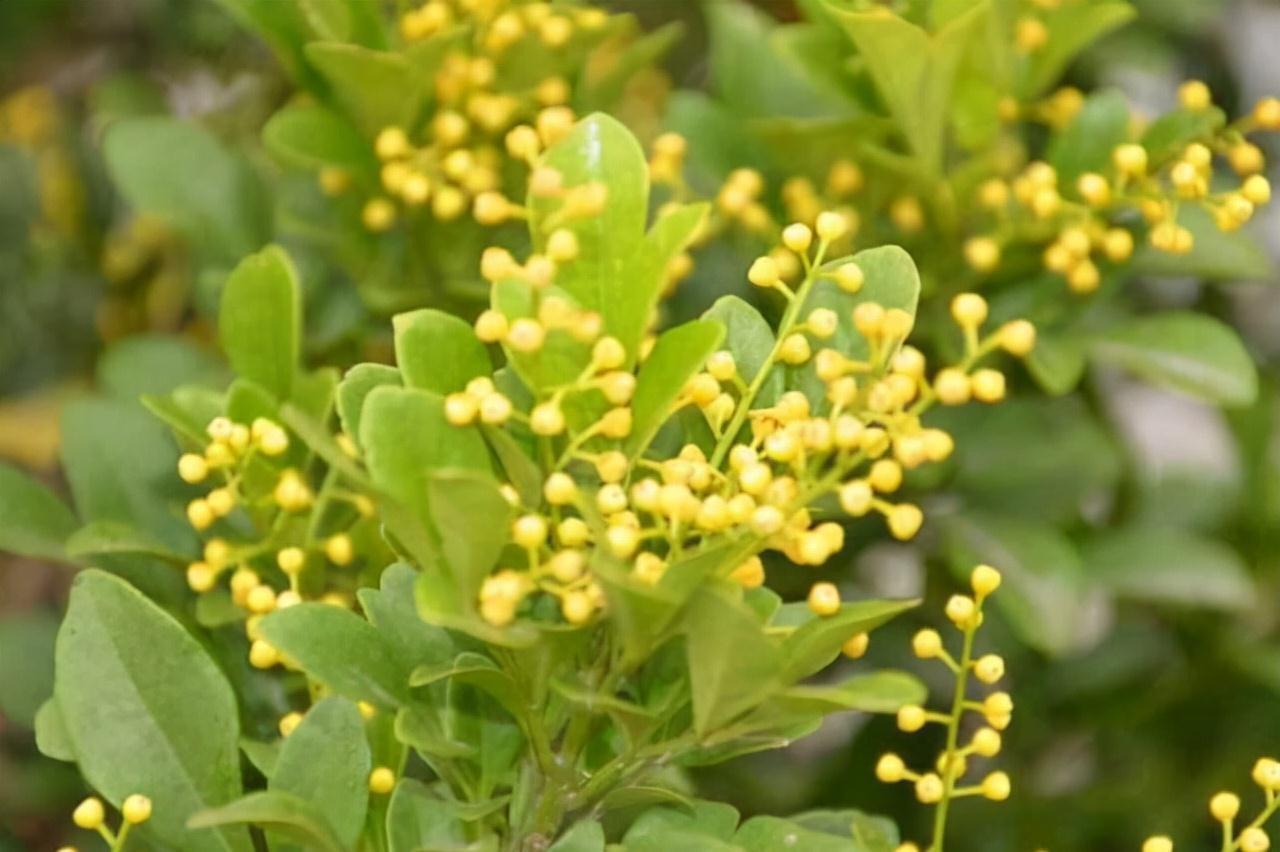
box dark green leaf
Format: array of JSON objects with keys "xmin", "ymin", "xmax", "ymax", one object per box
[
  {"xmin": 1082, "ymin": 527, "xmax": 1254, "ymax": 610},
  {"xmin": 386, "ymin": 778, "xmax": 468, "ymax": 852},
  {"xmin": 627, "ymin": 319, "xmax": 725, "ymax": 458},
  {"xmin": 776, "ymin": 599, "xmax": 919, "ymax": 682},
  {"xmin": 188, "ymin": 791, "xmax": 344, "ymax": 852},
  {"xmin": 684, "ymin": 586, "xmax": 782, "ymax": 737}
]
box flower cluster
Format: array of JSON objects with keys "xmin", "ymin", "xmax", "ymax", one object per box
[
  {"xmin": 321, "ymin": 1, "xmax": 621, "ymax": 234},
  {"xmin": 876, "ymin": 565, "xmax": 1012, "ymax": 852},
  {"xmin": 1143, "ymin": 758, "xmax": 1280, "ymax": 852},
  {"xmin": 176, "ymin": 414, "xmax": 380, "ymax": 670},
  {"xmin": 453, "ymin": 187, "xmax": 1036, "ymax": 628},
  {"xmin": 715, "ymin": 81, "xmax": 1278, "ymax": 297},
  {"xmin": 64, "ymin": 794, "xmax": 152, "ymax": 852}
]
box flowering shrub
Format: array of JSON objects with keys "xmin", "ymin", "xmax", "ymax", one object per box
[{"xmin": 1, "ymin": 1, "xmax": 1279, "ymax": 851}]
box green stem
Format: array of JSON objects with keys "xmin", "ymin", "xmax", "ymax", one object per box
[
  {"xmin": 709, "ymin": 242, "xmax": 829, "ymax": 468},
  {"xmin": 930, "ymin": 623, "xmax": 977, "ymax": 852}
]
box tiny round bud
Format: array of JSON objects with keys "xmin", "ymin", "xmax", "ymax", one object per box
[
  {"xmin": 730, "ymin": 556, "xmax": 766, "ymax": 589},
  {"xmin": 841, "ymin": 632, "xmax": 869, "ymax": 659},
  {"xmin": 1142, "ymin": 837, "xmax": 1174, "ymax": 852},
  {"xmin": 1241, "ymin": 828, "xmax": 1271, "ymax": 852},
  {"xmin": 970, "ymin": 369, "xmax": 1006, "ymax": 403},
  {"xmin": 972, "ymin": 727, "xmax": 1002, "ymax": 757},
  {"xmin": 980, "ymin": 771, "xmax": 1011, "ymax": 801},
  {"xmin": 912, "ymin": 629, "xmax": 943, "ymax": 659},
  {"xmin": 368, "ymin": 767, "xmax": 396, "ymax": 794},
  {"xmin": 1113, "ymin": 143, "xmax": 1148, "ymax": 176},
  {"xmin": 815, "ymin": 210, "xmax": 848, "ymax": 242},
  {"xmin": 325, "ymin": 533, "xmax": 354, "ymax": 566},
  {"xmin": 73, "ymin": 797, "xmax": 105, "ymax": 830},
  {"xmin": 834, "ymin": 262, "xmax": 864, "ymax": 293},
  {"xmin": 277, "ymin": 547, "xmax": 306, "ymax": 575},
  {"xmin": 950, "ymin": 292, "xmax": 988, "ymax": 328},
  {"xmin": 513, "ymin": 514, "xmax": 548, "ymax": 549},
  {"xmin": 944, "ymin": 594, "xmax": 977, "ymax": 628},
  {"xmin": 915, "ymin": 773, "xmax": 944, "ymax": 804},
  {"xmin": 1177, "ymin": 79, "xmax": 1212, "ymax": 110},
  {"xmin": 998, "ymin": 320, "xmax": 1036, "ymax": 356},
  {"xmin": 178, "ymin": 453, "xmax": 209, "ymax": 484},
  {"xmin": 474, "ymin": 310, "xmax": 510, "ymax": 343},
  {"xmin": 807, "ymin": 582, "xmax": 841, "ymax": 617},
  {"xmin": 782, "ymin": 222, "xmax": 813, "ymax": 254},
  {"xmin": 887, "ymin": 504, "xmax": 923, "ymax": 540},
  {"xmin": 1210, "ymin": 791, "xmax": 1240, "ymax": 821},
  {"xmin": 974, "ymin": 654, "xmax": 1006, "ymax": 684},
  {"xmin": 747, "ymin": 256, "xmax": 781, "ymax": 288},
  {"xmin": 964, "ymin": 237, "xmax": 1001, "ymax": 272},
  {"xmin": 897, "ymin": 704, "xmax": 926, "ymax": 732},
  {"xmin": 971, "ymin": 564, "xmax": 1002, "ymax": 597}
]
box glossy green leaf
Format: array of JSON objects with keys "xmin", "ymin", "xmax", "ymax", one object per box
[
  {"xmin": 393, "ymin": 309, "xmax": 491, "ymax": 395},
  {"xmin": 529, "ymin": 113, "xmax": 647, "ymax": 348},
  {"xmin": 0, "ymin": 462, "xmax": 77, "ymax": 561},
  {"xmin": 55, "ymin": 571, "xmax": 249, "ymax": 852},
  {"xmin": 627, "ymin": 319, "xmax": 725, "ymax": 459},
  {"xmin": 359, "ymin": 563, "xmax": 455, "ymax": 671},
  {"xmin": 778, "ymin": 671, "xmax": 928, "ymax": 715},
  {"xmin": 270, "ymin": 697, "xmax": 370, "ymax": 849},
  {"xmin": 103, "ymin": 116, "xmax": 267, "ymax": 261},
  {"xmin": 386, "ymin": 778, "xmax": 468, "ymax": 852},
  {"xmin": 1089, "ymin": 312, "xmax": 1257, "ymax": 406},
  {"xmin": 776, "ymin": 599, "xmax": 919, "ymax": 682},
  {"xmin": 1082, "ymin": 527, "xmax": 1254, "ymax": 610},
  {"xmin": 220, "ymin": 245, "xmax": 301, "ymax": 401},
  {"xmin": 829, "ymin": 3, "xmax": 986, "ymax": 174},
  {"xmin": 423, "ymin": 470, "xmax": 512, "ymax": 611},
  {"xmin": 259, "ymin": 603, "xmax": 413, "ymax": 708},
  {"xmin": 188, "ymin": 791, "xmax": 344, "ymax": 852},
  {"xmin": 411, "ymin": 652, "xmax": 523, "ymax": 721},
  {"xmin": 615, "ymin": 202, "xmax": 710, "ymax": 358}
]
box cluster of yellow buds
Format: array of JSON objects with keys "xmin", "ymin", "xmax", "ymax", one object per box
[
  {"xmin": 176, "ymin": 415, "xmax": 375, "ymax": 669},
  {"xmin": 65, "ymin": 793, "xmax": 151, "ymax": 851},
  {"xmin": 460, "ymin": 205, "xmax": 1034, "ymax": 629},
  {"xmin": 1143, "ymin": 758, "xmax": 1280, "ymax": 852},
  {"xmin": 715, "ymin": 163, "xmax": 864, "ymax": 254},
  {"xmin": 326, "ymin": 2, "xmax": 613, "ymax": 233},
  {"xmin": 877, "ymin": 566, "xmax": 1011, "ymax": 852}
]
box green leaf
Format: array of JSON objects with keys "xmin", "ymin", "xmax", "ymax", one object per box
[
  {"xmin": 0, "ymin": 462, "xmax": 77, "ymax": 561},
  {"xmin": 623, "ymin": 800, "xmax": 741, "ymax": 849},
  {"xmin": 220, "ymin": 245, "xmax": 302, "ymax": 401},
  {"xmin": 1089, "ymin": 312, "xmax": 1257, "ymax": 406},
  {"xmin": 359, "ymin": 563, "xmax": 455, "ymax": 671},
  {"xmin": 1082, "ymin": 527, "xmax": 1254, "ymax": 610},
  {"xmin": 207, "ymin": 0, "xmax": 315, "ymax": 85},
  {"xmin": 61, "ymin": 397, "xmax": 194, "ymax": 552},
  {"xmin": 548, "ymin": 819, "xmax": 605, "ymax": 852},
  {"xmin": 778, "ymin": 670, "xmax": 928, "ymax": 715},
  {"xmin": 1024, "ymin": 332, "xmax": 1086, "ymax": 396},
  {"xmin": 393, "ymin": 309, "xmax": 491, "ymax": 396},
  {"xmin": 263, "ymin": 101, "xmax": 376, "ymax": 175},
  {"xmin": 707, "ymin": 4, "xmax": 856, "ymax": 121},
  {"xmin": 336, "ymin": 363, "xmax": 402, "ymax": 441},
  {"xmin": 1047, "ymin": 89, "xmax": 1129, "ymax": 185},
  {"xmin": 794, "ymin": 810, "xmax": 899, "ymax": 852},
  {"xmin": 386, "ymin": 778, "xmax": 468, "ymax": 852},
  {"xmin": 945, "ymin": 512, "xmax": 1098, "ymax": 655},
  {"xmin": 410, "ymin": 653, "xmax": 523, "ymax": 718},
  {"xmin": 270, "ymin": 697, "xmax": 370, "ymax": 849},
  {"xmin": 684, "ymin": 586, "xmax": 783, "ymax": 737},
  {"xmin": 305, "ymin": 42, "xmax": 423, "ymax": 136},
  {"xmin": 1132, "ymin": 205, "xmax": 1272, "ymax": 282},
  {"xmin": 1141, "ymin": 106, "xmax": 1227, "ymax": 165},
  {"xmin": 259, "ymin": 603, "xmax": 413, "ymax": 708},
  {"xmin": 615, "ymin": 202, "xmax": 710, "ymax": 358},
  {"xmin": 0, "ymin": 613, "xmax": 58, "ymax": 727},
  {"xmin": 829, "ymin": 2, "xmax": 987, "ymax": 175},
  {"xmin": 776, "ymin": 599, "xmax": 919, "ymax": 682},
  {"xmin": 34, "ymin": 697, "xmax": 75, "ymax": 762},
  {"xmin": 529, "ymin": 113, "xmax": 647, "ymax": 349},
  {"xmin": 55, "ymin": 571, "xmax": 249, "ymax": 852},
  {"xmin": 97, "ymin": 335, "xmax": 226, "ymax": 400},
  {"xmin": 64, "ymin": 520, "xmax": 188, "ymax": 563},
  {"xmin": 702, "ymin": 296, "xmax": 783, "ymax": 407},
  {"xmin": 1023, "ymin": 2, "xmax": 1134, "ymax": 96},
  {"xmin": 422, "ymin": 470, "xmax": 512, "ymax": 611},
  {"xmin": 627, "ymin": 319, "xmax": 725, "ymax": 458},
  {"xmin": 734, "ymin": 815, "xmax": 859, "ymax": 851},
  {"xmin": 188, "ymin": 791, "xmax": 344, "ymax": 852},
  {"xmin": 103, "ymin": 116, "xmax": 267, "ymax": 261}
]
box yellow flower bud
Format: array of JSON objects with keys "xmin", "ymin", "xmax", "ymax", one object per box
[
  {"xmin": 950, "ymin": 293, "xmax": 988, "ymax": 328},
  {"xmin": 834, "ymin": 262, "xmax": 864, "ymax": 293},
  {"xmin": 1210, "ymin": 791, "xmax": 1240, "ymax": 821},
  {"xmin": 974, "ymin": 653, "xmax": 1005, "ymax": 684},
  {"xmin": 913, "ymin": 628, "xmax": 943, "ymax": 659},
  {"xmin": 72, "ymin": 797, "xmax": 105, "ymax": 830},
  {"xmin": 747, "ymin": 256, "xmax": 781, "ymax": 288},
  {"xmin": 915, "ymin": 773, "xmax": 944, "ymax": 803},
  {"xmin": 998, "ymin": 320, "xmax": 1036, "ymax": 356},
  {"xmin": 325, "ymin": 534, "xmax": 354, "ymax": 566},
  {"xmin": 971, "ymin": 564, "xmax": 1002, "ymax": 597},
  {"xmin": 887, "ymin": 504, "xmax": 923, "ymax": 540},
  {"xmin": 876, "ymin": 753, "xmax": 906, "ymax": 783},
  {"xmin": 178, "ymin": 453, "xmax": 209, "ymax": 484},
  {"xmin": 897, "ymin": 704, "xmax": 926, "ymax": 732},
  {"xmin": 368, "ymin": 767, "xmax": 396, "ymax": 794},
  {"xmin": 782, "ymin": 222, "xmax": 813, "ymax": 254},
  {"xmin": 980, "ymin": 771, "xmax": 1011, "ymax": 801},
  {"xmin": 1177, "ymin": 79, "xmax": 1212, "ymax": 110},
  {"xmin": 970, "ymin": 369, "xmax": 1006, "ymax": 403},
  {"xmin": 1113, "ymin": 143, "xmax": 1148, "ymax": 176}
]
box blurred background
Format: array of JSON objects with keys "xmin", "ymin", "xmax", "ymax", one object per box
[{"xmin": 3, "ymin": 0, "xmax": 1280, "ymax": 850}]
